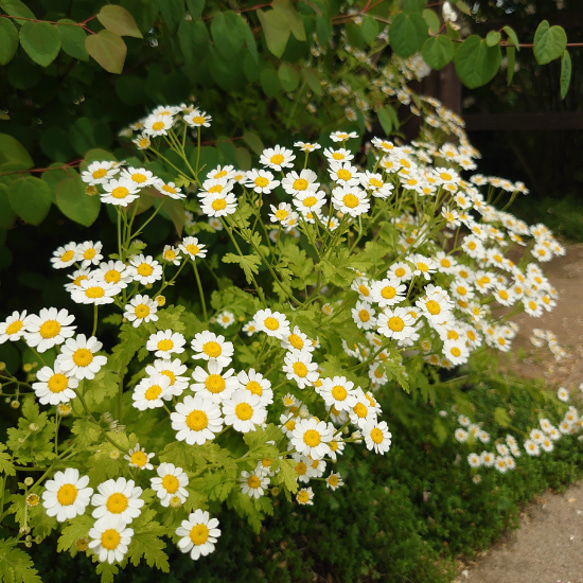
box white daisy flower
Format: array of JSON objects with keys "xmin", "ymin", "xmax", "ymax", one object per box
[
  {"xmin": 557, "ymin": 387, "xmax": 569, "ymax": 402},
  {"xmin": 132, "ymin": 374, "xmax": 172, "ymax": 410},
  {"xmin": 0, "ymin": 310, "xmax": 28, "ymax": 344},
  {"xmin": 70, "ymin": 278, "xmax": 120, "ymax": 305},
  {"xmin": 146, "ymin": 329, "xmax": 186, "ymax": 358},
  {"xmin": 94, "ymin": 260, "xmax": 135, "ymax": 288},
  {"xmin": 171, "ymin": 394, "xmax": 224, "ymax": 445},
  {"xmin": 41, "ymin": 468, "xmax": 93, "ymax": 522},
  {"xmin": 191, "ymin": 360, "xmax": 239, "ymax": 404},
  {"xmin": 253, "ymin": 308, "xmax": 291, "ymax": 340},
  {"xmin": 240, "ymin": 469, "xmax": 269, "ymax": 499},
  {"xmin": 296, "ymin": 486, "xmax": 315, "ymax": 505},
  {"xmin": 50, "ymin": 242, "xmax": 79, "ymax": 269},
  {"xmin": 120, "ymin": 167, "xmax": 157, "ymax": 188},
  {"xmin": 145, "ymin": 358, "xmax": 190, "ymax": 398},
  {"xmin": 191, "ymin": 331, "xmax": 234, "ymax": 368},
  {"xmin": 32, "ymin": 362, "xmax": 79, "ymax": 405},
  {"xmin": 130, "ymin": 254, "xmax": 163, "ymax": 285},
  {"xmin": 281, "ymin": 169, "xmax": 319, "ymax": 196},
  {"xmin": 199, "ymin": 191, "xmax": 238, "ymax": 217},
  {"xmin": 184, "ymin": 108, "xmax": 212, "ymax": 127},
  {"xmin": 162, "ymin": 245, "xmax": 181, "ymax": 265},
  {"xmin": 281, "ymin": 326, "xmax": 314, "ymax": 353},
  {"xmin": 259, "ymin": 145, "xmax": 296, "ymax": 171},
  {"xmin": 55, "ymin": 334, "xmax": 107, "ymax": 381},
  {"xmin": 291, "ymin": 418, "xmax": 334, "ymax": 459},
  {"xmin": 100, "ymin": 177, "xmax": 142, "ymax": 207},
  {"xmin": 179, "ymin": 236, "xmax": 207, "ymax": 260},
  {"xmin": 215, "ymin": 310, "xmax": 235, "ymax": 329},
  {"xmin": 331, "ymin": 184, "xmax": 369, "ymax": 216},
  {"xmin": 175, "ymin": 509, "xmax": 221, "ymax": 561},
  {"xmin": 24, "ymin": 307, "xmax": 76, "ymax": 353},
  {"xmin": 245, "ymin": 168, "xmax": 280, "ymax": 194},
  {"xmin": 88, "ymin": 516, "xmax": 134, "ymax": 564},
  {"xmin": 328, "ymin": 161, "xmax": 362, "ymax": 186},
  {"xmin": 123, "ymin": 294, "xmax": 159, "ymax": 327},
  {"xmin": 330, "ymin": 130, "xmax": 358, "ymax": 142},
  {"xmin": 362, "ymin": 419, "xmax": 392, "ymax": 454},
  {"xmin": 143, "ymin": 113, "xmax": 174, "ymax": 136},
  {"xmin": 91, "ymin": 477, "xmax": 144, "ymax": 523},
  {"xmin": 237, "ymin": 368, "xmax": 273, "ymax": 406},
  {"xmin": 150, "ymin": 462, "xmax": 189, "ymax": 507},
  {"xmin": 282, "ymin": 349, "xmax": 319, "ymax": 389},
  {"xmin": 222, "ymin": 390, "xmax": 266, "ymax": 433},
  {"xmin": 81, "ymin": 161, "xmax": 119, "ymax": 185},
  {"xmin": 317, "ymin": 376, "xmax": 358, "ymax": 412},
  {"xmin": 124, "ymin": 444, "xmax": 155, "ymax": 471}
]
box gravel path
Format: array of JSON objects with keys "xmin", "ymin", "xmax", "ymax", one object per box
[{"xmin": 455, "ymin": 243, "xmax": 583, "ymax": 583}]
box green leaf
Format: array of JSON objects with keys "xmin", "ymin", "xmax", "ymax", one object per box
[
  {"xmin": 242, "ymin": 131, "xmax": 264, "ymax": 156},
  {"xmin": 422, "ymin": 8, "xmax": 440, "ymax": 35},
  {"xmin": 85, "ymin": 30, "xmax": 127, "ymax": 74},
  {"xmin": 0, "ymin": 0, "xmax": 35, "ymax": 19},
  {"xmin": 360, "ymin": 14, "xmax": 379, "ymax": 45},
  {"xmin": 0, "ymin": 133, "xmax": 33, "ymax": 168},
  {"xmin": 454, "ymin": 0, "xmax": 472, "ymax": 16},
  {"xmin": 560, "ymin": 49, "xmax": 572, "ymax": 100},
  {"xmin": 55, "ymin": 176, "xmax": 101, "ymax": 226},
  {"xmin": 178, "ymin": 19, "xmax": 210, "ymax": 65},
  {"xmin": 0, "ymin": 183, "xmax": 16, "ymax": 228},
  {"xmin": 486, "ymin": 30, "xmax": 501, "ymax": 47},
  {"xmin": 278, "ymin": 63, "xmax": 300, "ymax": 91},
  {"xmin": 0, "ymin": 443, "xmax": 15, "ymax": 476},
  {"xmin": 403, "ymin": 0, "xmax": 425, "ymax": 13},
  {"xmin": 389, "ymin": 12, "xmax": 428, "ymax": 58},
  {"xmin": 234, "ymin": 147, "xmax": 252, "ymax": 170},
  {"xmin": 126, "ymin": 531, "xmax": 170, "ymax": 572},
  {"xmin": 9, "ymin": 176, "xmax": 52, "ymax": 225},
  {"xmin": 57, "ymin": 515, "xmax": 93, "ymax": 553},
  {"xmin": 56, "ymin": 19, "xmax": 88, "ymax": 60},
  {"xmin": 503, "ymin": 25, "xmax": 520, "ymax": 50},
  {"xmin": 222, "ymin": 252, "xmax": 262, "ymax": 284},
  {"xmin": 0, "ymin": 18, "xmax": 19, "ymax": 65},
  {"xmin": 257, "ymin": 9, "xmax": 290, "ymax": 58},
  {"xmin": 494, "ymin": 406, "xmax": 511, "ymax": 428},
  {"xmin": 244, "ymin": 23, "xmax": 258, "ymax": 64},
  {"xmin": 19, "ymin": 21, "xmax": 61, "ymax": 67},
  {"xmin": 422, "ymin": 35, "xmax": 455, "ymax": 70},
  {"xmin": 211, "ymin": 11, "xmax": 247, "ymax": 60},
  {"xmin": 273, "ymin": 0, "xmax": 306, "ymax": 41},
  {"xmin": 506, "ymin": 45, "xmax": 515, "ymax": 86},
  {"xmin": 159, "ymin": 0, "xmax": 185, "ymax": 34},
  {"xmin": 0, "ymin": 542, "xmax": 42, "ymax": 583},
  {"xmin": 454, "ymin": 35, "xmax": 501, "ymax": 89},
  {"xmin": 301, "ymin": 66, "xmax": 323, "ymax": 96},
  {"xmin": 97, "ymin": 5, "xmax": 142, "ymax": 38},
  {"xmin": 533, "ymin": 20, "xmax": 567, "ymax": 65},
  {"xmin": 186, "ymin": 0, "xmax": 205, "ymax": 20},
  {"xmin": 260, "ymin": 67, "xmax": 281, "ymax": 98},
  {"xmin": 376, "ymin": 106, "xmax": 398, "ymax": 136}
]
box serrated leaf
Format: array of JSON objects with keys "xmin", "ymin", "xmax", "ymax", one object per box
[
  {"xmin": 19, "ymin": 21, "xmax": 61, "ymax": 67},
  {"xmin": 486, "ymin": 30, "xmax": 501, "ymax": 47},
  {"xmin": 506, "ymin": 46, "xmax": 515, "ymax": 85},
  {"xmin": 126, "ymin": 531, "xmax": 170, "ymax": 572},
  {"xmin": 57, "ymin": 515, "xmax": 93, "ymax": 553},
  {"xmin": 560, "ymin": 49, "xmax": 572, "ymax": 100},
  {"xmin": 389, "ymin": 12, "xmax": 428, "ymax": 58},
  {"xmin": 278, "ymin": 63, "xmax": 300, "ymax": 91},
  {"xmin": 56, "ymin": 19, "xmax": 88, "ymax": 60},
  {"xmin": 503, "ymin": 25, "xmax": 520, "ymax": 50},
  {"xmin": 422, "ymin": 35, "xmax": 455, "ymax": 70},
  {"xmin": 273, "ymin": 458, "xmax": 298, "ymax": 493},
  {"xmin": 0, "ymin": 542, "xmax": 42, "ymax": 583},
  {"xmin": 0, "ymin": 18, "xmax": 19, "ymax": 65},
  {"xmin": 454, "ymin": 35, "xmax": 501, "ymax": 89},
  {"xmin": 494, "ymin": 406, "xmax": 511, "ymax": 427},
  {"xmin": 55, "ymin": 176, "xmax": 101, "ymax": 226},
  {"xmin": 257, "ymin": 9, "xmax": 290, "ymax": 58},
  {"xmin": 97, "ymin": 5, "xmax": 142, "ymax": 38},
  {"xmin": 533, "ymin": 20, "xmax": 567, "ymax": 65},
  {"xmin": 85, "ymin": 30, "xmax": 127, "ymax": 74},
  {"xmin": 9, "ymin": 176, "xmax": 52, "ymax": 225},
  {"xmin": 360, "ymin": 14, "xmax": 379, "ymax": 45},
  {"xmin": 222, "ymin": 252, "xmax": 262, "ymax": 284},
  {"xmin": 0, "ymin": 443, "xmax": 15, "ymax": 476}
]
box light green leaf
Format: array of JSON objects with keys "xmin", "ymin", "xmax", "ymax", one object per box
[
  {"xmin": 560, "ymin": 49, "xmax": 572, "ymax": 100},
  {"xmin": 506, "ymin": 45, "xmax": 515, "ymax": 86},
  {"xmin": 422, "ymin": 8, "xmax": 440, "ymax": 35},
  {"xmin": 211, "ymin": 10, "xmax": 247, "ymax": 60},
  {"xmin": 55, "ymin": 176, "xmax": 101, "ymax": 226},
  {"xmin": 257, "ymin": 9, "xmax": 290, "ymax": 58},
  {"xmin": 56, "ymin": 19, "xmax": 88, "ymax": 60},
  {"xmin": 454, "ymin": 0, "xmax": 472, "ymax": 16},
  {"xmin": 486, "ymin": 30, "xmax": 501, "ymax": 47},
  {"xmin": 454, "ymin": 35, "xmax": 501, "ymax": 89},
  {"xmin": 126, "ymin": 531, "xmax": 170, "ymax": 572},
  {"xmin": 9, "ymin": 176, "xmax": 52, "ymax": 225},
  {"xmin": 503, "ymin": 25, "xmax": 520, "ymax": 50},
  {"xmin": 97, "ymin": 5, "xmax": 142, "ymax": 38},
  {"xmin": 533, "ymin": 20, "xmax": 567, "ymax": 65},
  {"xmin": 494, "ymin": 406, "xmax": 511, "ymax": 428},
  {"xmin": 85, "ymin": 30, "xmax": 127, "ymax": 74},
  {"xmin": 389, "ymin": 12, "xmax": 428, "ymax": 58},
  {"xmin": 360, "ymin": 14, "xmax": 378, "ymax": 45},
  {"xmin": 273, "ymin": 0, "xmax": 306, "ymax": 41},
  {"xmin": 242, "ymin": 131, "xmax": 264, "ymax": 155},
  {"xmin": 376, "ymin": 106, "xmax": 397, "ymax": 135},
  {"xmin": 0, "ymin": 0, "xmax": 35, "ymax": 19},
  {"xmin": 0, "ymin": 443, "xmax": 15, "ymax": 476},
  {"xmin": 0, "ymin": 18, "xmax": 19, "ymax": 65},
  {"xmin": 422, "ymin": 35, "xmax": 455, "ymax": 70},
  {"xmin": 19, "ymin": 21, "xmax": 61, "ymax": 67},
  {"xmin": 278, "ymin": 63, "xmax": 300, "ymax": 91},
  {"xmin": 222, "ymin": 252, "xmax": 262, "ymax": 284},
  {"xmin": 0, "ymin": 542, "xmax": 42, "ymax": 583},
  {"xmin": 301, "ymin": 66, "xmax": 323, "ymax": 96},
  {"xmin": 0, "ymin": 133, "xmax": 33, "ymax": 168}
]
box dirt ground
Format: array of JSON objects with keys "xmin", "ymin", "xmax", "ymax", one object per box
[{"xmin": 454, "ymin": 243, "xmax": 583, "ymax": 583}]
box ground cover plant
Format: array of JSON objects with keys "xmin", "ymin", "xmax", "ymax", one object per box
[{"xmin": 0, "ymin": 2, "xmax": 581, "ymax": 582}]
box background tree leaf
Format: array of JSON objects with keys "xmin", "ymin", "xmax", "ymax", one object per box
[
  {"xmin": 19, "ymin": 21, "xmax": 61, "ymax": 67},
  {"xmin": 0, "ymin": 133, "xmax": 33, "ymax": 168},
  {"xmin": 257, "ymin": 9, "xmax": 290, "ymax": 58},
  {"xmin": 9, "ymin": 176, "xmax": 52, "ymax": 225},
  {"xmin": 57, "ymin": 19, "xmax": 88, "ymax": 61},
  {"xmin": 0, "ymin": 18, "xmax": 19, "ymax": 65},
  {"xmin": 533, "ymin": 20, "xmax": 567, "ymax": 65},
  {"xmin": 96, "ymin": 5, "xmax": 143, "ymax": 39},
  {"xmin": 55, "ymin": 176, "xmax": 101, "ymax": 227},
  {"xmin": 389, "ymin": 12, "xmax": 428, "ymax": 58},
  {"xmin": 85, "ymin": 30, "xmax": 127, "ymax": 74},
  {"xmin": 422, "ymin": 35, "xmax": 455, "ymax": 70},
  {"xmin": 0, "ymin": 0, "xmax": 35, "ymax": 19},
  {"xmin": 560, "ymin": 49, "xmax": 572, "ymax": 100},
  {"xmin": 454, "ymin": 35, "xmax": 501, "ymax": 89}
]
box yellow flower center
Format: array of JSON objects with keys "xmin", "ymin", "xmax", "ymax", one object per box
[
  {"xmin": 263, "ymin": 317, "xmax": 279, "ymax": 331},
  {"xmin": 247, "ymin": 475, "xmax": 261, "ymax": 489},
  {"xmin": 499, "ymin": 290, "xmax": 509, "ymax": 300},
  {"xmin": 60, "ymin": 250, "xmax": 75, "ymax": 263},
  {"xmin": 56, "ymin": 483, "xmax": 77, "ymax": 506},
  {"xmin": 152, "ymin": 121, "xmax": 165, "ymax": 131},
  {"xmin": 450, "ymin": 347, "xmax": 461, "ymax": 357},
  {"xmin": 288, "ymin": 334, "xmax": 304, "ymax": 350},
  {"xmin": 254, "ymin": 176, "xmax": 269, "ymax": 188},
  {"xmin": 145, "ymin": 384, "xmax": 162, "ymax": 400},
  {"xmin": 130, "ymin": 451, "xmax": 148, "ymax": 467},
  {"xmin": 131, "ymin": 173, "xmax": 147, "ymax": 184},
  {"xmin": 275, "ymin": 209, "xmax": 288, "ymax": 221},
  {"xmin": 295, "ymin": 461, "xmax": 307, "ymax": 475},
  {"xmin": 40, "ymin": 320, "xmax": 61, "ymax": 339},
  {"xmin": 86, "ymin": 286, "xmax": 105, "ymax": 299},
  {"xmin": 209, "ymin": 184, "xmax": 223, "ymax": 194},
  {"xmin": 297, "ymin": 490, "xmax": 310, "ymax": 504},
  {"xmin": 101, "ymin": 528, "xmax": 121, "ymax": 550},
  {"xmin": 157, "ymin": 339, "xmax": 174, "ymax": 352},
  {"xmin": 137, "ymin": 263, "xmax": 153, "ymax": 277},
  {"xmin": 134, "ymin": 304, "xmax": 150, "ymax": 318},
  {"xmin": 358, "ymin": 309, "xmax": 370, "ymax": 322},
  {"xmin": 235, "ymin": 402, "xmax": 253, "ymax": 420},
  {"xmin": 395, "ymin": 267, "xmax": 406, "ymax": 277},
  {"xmin": 106, "ymin": 493, "xmax": 128, "ymax": 514},
  {"xmin": 92, "ymin": 168, "xmax": 107, "ymax": 179},
  {"xmin": 293, "ymin": 178, "xmax": 309, "ymax": 191},
  {"xmin": 73, "ymin": 348, "xmax": 93, "ymax": 367},
  {"xmin": 48, "ymin": 373, "xmax": 69, "ymax": 393},
  {"xmin": 270, "ymin": 154, "xmax": 284, "ymax": 165},
  {"xmin": 189, "ymin": 524, "xmax": 209, "ymax": 545},
  {"xmin": 186, "ymin": 244, "xmax": 200, "ymax": 256},
  {"xmin": 387, "ymin": 316, "xmax": 404, "ymax": 332},
  {"xmin": 302, "ymin": 196, "xmax": 317, "ymax": 208},
  {"xmin": 211, "ymin": 199, "xmax": 227, "ymax": 211},
  {"xmin": 5, "ymin": 320, "xmax": 23, "ymax": 335},
  {"xmin": 370, "ymin": 427, "xmax": 384, "ymax": 444},
  {"xmin": 425, "ymin": 300, "xmax": 441, "ymax": 315},
  {"xmin": 205, "ymin": 374, "xmax": 225, "ymax": 393},
  {"xmin": 186, "ymin": 410, "xmax": 208, "ymax": 431},
  {"xmin": 336, "ymin": 169, "xmax": 352, "ymax": 181},
  {"xmin": 447, "ymin": 330, "xmax": 459, "ymax": 340},
  {"xmin": 111, "ymin": 186, "xmax": 130, "ymax": 199},
  {"xmin": 342, "ymin": 194, "xmax": 359, "ymax": 208},
  {"xmin": 303, "ymin": 429, "xmax": 321, "ymax": 447},
  {"xmin": 162, "ymin": 474, "xmax": 180, "ymax": 493},
  {"xmin": 162, "ymin": 184, "xmax": 177, "ymax": 194},
  {"xmin": 358, "ymin": 284, "xmax": 370, "ymax": 297},
  {"xmin": 328, "ymin": 475, "xmax": 339, "ymax": 487},
  {"xmin": 292, "ymin": 362, "xmax": 308, "ymax": 378},
  {"xmin": 331, "ymin": 385, "xmax": 347, "ymax": 401},
  {"xmin": 104, "ymin": 269, "xmax": 121, "ymax": 283},
  {"xmin": 246, "ymin": 380, "xmax": 262, "ymax": 396},
  {"xmin": 192, "ymin": 116, "xmax": 206, "ymax": 125},
  {"xmin": 381, "ymin": 286, "xmax": 396, "ymax": 299}
]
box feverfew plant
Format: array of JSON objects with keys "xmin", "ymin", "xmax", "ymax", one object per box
[{"xmin": 0, "ymin": 97, "xmax": 568, "ymax": 580}]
